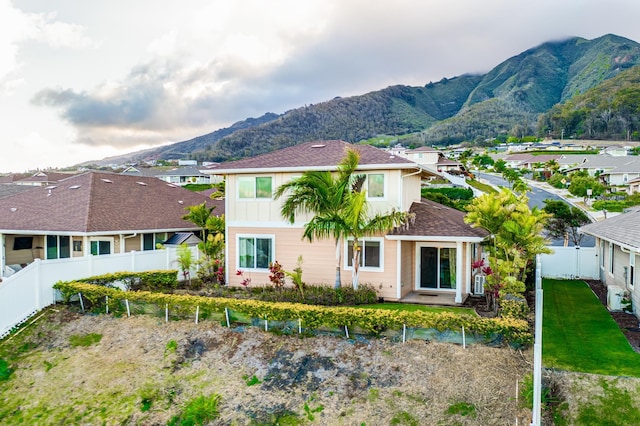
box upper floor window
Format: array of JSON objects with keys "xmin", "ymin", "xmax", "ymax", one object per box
[
  {"xmin": 238, "ymin": 176, "xmax": 272, "ymax": 199},
  {"xmin": 366, "ymin": 174, "xmax": 385, "ymax": 198}
]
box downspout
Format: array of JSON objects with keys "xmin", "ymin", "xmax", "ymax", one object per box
[
  {"xmin": 122, "ymin": 233, "xmax": 138, "ymax": 253},
  {"xmin": 0, "ymin": 233, "xmax": 4, "ymax": 279}
]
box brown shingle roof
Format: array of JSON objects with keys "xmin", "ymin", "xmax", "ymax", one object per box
[
  {"xmin": 0, "ymin": 171, "xmax": 223, "ymax": 234},
  {"xmin": 212, "ymin": 140, "xmax": 418, "ymax": 173},
  {"xmin": 388, "ymin": 199, "xmax": 488, "ymax": 240}
]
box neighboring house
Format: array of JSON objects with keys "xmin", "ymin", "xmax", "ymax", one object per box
[
  {"xmin": 120, "ymin": 165, "xmax": 164, "ymax": 177},
  {"xmin": 403, "ymin": 146, "xmax": 465, "ymax": 173},
  {"xmin": 206, "ymin": 140, "xmax": 487, "ymax": 304},
  {"xmin": 155, "ymin": 166, "xmax": 211, "ymax": 186},
  {"xmin": 14, "ymin": 171, "xmax": 77, "ymax": 186},
  {"xmin": 598, "ymin": 157, "xmax": 640, "ymax": 188},
  {"xmin": 0, "ymin": 171, "xmax": 223, "ymax": 278},
  {"xmin": 580, "ymin": 209, "xmax": 640, "ymax": 315},
  {"xmin": 518, "ymin": 155, "xmax": 561, "ymax": 170},
  {"xmin": 563, "ymin": 155, "xmax": 633, "ymax": 177},
  {"xmin": 628, "ymin": 177, "xmax": 640, "ymax": 195}
]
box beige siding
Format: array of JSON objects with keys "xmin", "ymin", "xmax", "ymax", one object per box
[
  {"xmin": 4, "ymin": 235, "xmax": 44, "ymax": 265},
  {"xmin": 398, "ymin": 240, "xmax": 415, "ymax": 300},
  {"xmin": 124, "ymin": 235, "xmax": 141, "ymax": 252},
  {"xmin": 227, "ymin": 169, "xmax": 416, "ymax": 225},
  {"xmin": 227, "ymin": 226, "xmax": 401, "ymax": 297}
]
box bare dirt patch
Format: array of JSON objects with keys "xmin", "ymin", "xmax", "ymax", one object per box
[{"xmin": 1, "ymin": 306, "xmax": 533, "ymax": 425}]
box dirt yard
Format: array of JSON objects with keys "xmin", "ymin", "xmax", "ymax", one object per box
[{"xmin": 0, "ymin": 306, "xmax": 533, "ymax": 425}]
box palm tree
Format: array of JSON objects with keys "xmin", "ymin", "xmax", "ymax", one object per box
[
  {"xmin": 274, "ymin": 149, "xmax": 360, "ymax": 288},
  {"xmin": 340, "ymin": 189, "xmax": 410, "ymax": 289},
  {"xmin": 275, "ymin": 148, "xmax": 411, "ymax": 289},
  {"xmin": 182, "ymin": 202, "xmax": 217, "ymax": 240}
]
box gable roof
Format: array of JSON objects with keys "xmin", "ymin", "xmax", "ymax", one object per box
[
  {"xmin": 154, "ymin": 166, "xmax": 209, "ymax": 177},
  {"xmin": 16, "ymin": 171, "xmax": 77, "ymax": 184},
  {"xmin": 208, "ymin": 140, "xmax": 422, "ymax": 174},
  {"xmin": 0, "ymin": 171, "xmax": 223, "ymax": 234},
  {"xmin": 387, "ymin": 199, "xmax": 488, "ymax": 241},
  {"xmin": 580, "ymin": 208, "xmax": 640, "ymax": 251}
]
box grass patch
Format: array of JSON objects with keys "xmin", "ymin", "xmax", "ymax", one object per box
[
  {"xmin": 467, "ymin": 178, "xmax": 498, "ymax": 194},
  {"xmin": 353, "ymin": 302, "xmax": 476, "ymax": 316},
  {"xmin": 543, "ymin": 279, "xmax": 640, "ymax": 376},
  {"xmin": 0, "ymin": 358, "xmax": 13, "ymax": 381},
  {"xmin": 446, "ymin": 401, "xmax": 477, "ymax": 418},
  {"xmin": 68, "ymin": 333, "xmax": 102, "ymax": 347},
  {"xmin": 168, "ymin": 394, "xmax": 221, "ymax": 426},
  {"xmin": 574, "ymin": 379, "xmax": 640, "ymax": 425}
]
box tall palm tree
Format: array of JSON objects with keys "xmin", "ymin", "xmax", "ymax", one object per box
[
  {"xmin": 274, "ymin": 149, "xmax": 361, "ymax": 288},
  {"xmin": 275, "ymin": 148, "xmax": 411, "ymax": 289}
]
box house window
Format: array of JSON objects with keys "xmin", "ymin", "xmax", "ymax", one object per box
[
  {"xmin": 143, "ymin": 233, "xmax": 165, "ymax": 250},
  {"xmin": 238, "ymin": 236, "xmax": 274, "ymax": 269},
  {"xmin": 238, "ymin": 176, "xmax": 272, "ymax": 199},
  {"xmin": 46, "ymin": 235, "xmax": 71, "ymax": 259},
  {"xmin": 609, "ymin": 242, "xmax": 615, "ymax": 275},
  {"xmin": 346, "ymin": 238, "xmax": 383, "ymax": 270},
  {"xmin": 367, "ymin": 174, "xmax": 385, "ymax": 198},
  {"xmin": 90, "ymin": 240, "xmax": 112, "ymax": 256}
]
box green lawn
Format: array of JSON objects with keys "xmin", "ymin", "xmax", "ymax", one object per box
[
  {"xmin": 543, "ymin": 279, "xmax": 640, "ymax": 376},
  {"xmin": 353, "ymin": 302, "xmax": 476, "ymax": 316}
]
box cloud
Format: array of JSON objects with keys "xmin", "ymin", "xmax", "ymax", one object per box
[
  {"xmin": 0, "ymin": 0, "xmax": 96, "ymax": 89},
  {"xmin": 26, "ymin": 0, "xmax": 640, "ymax": 153}
]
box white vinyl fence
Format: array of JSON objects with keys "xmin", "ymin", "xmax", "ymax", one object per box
[
  {"xmin": 539, "ymin": 246, "xmax": 599, "ymax": 280},
  {"xmin": 0, "ymin": 247, "xmax": 198, "ymax": 339}
]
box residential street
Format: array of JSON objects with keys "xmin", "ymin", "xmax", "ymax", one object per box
[{"xmin": 475, "ymin": 172, "xmax": 596, "ymax": 247}]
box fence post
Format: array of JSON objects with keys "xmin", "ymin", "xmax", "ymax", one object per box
[{"xmin": 531, "ymin": 255, "xmax": 543, "ymax": 426}]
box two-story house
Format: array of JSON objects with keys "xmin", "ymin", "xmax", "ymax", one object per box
[{"xmin": 208, "ymin": 140, "xmax": 487, "ymax": 304}]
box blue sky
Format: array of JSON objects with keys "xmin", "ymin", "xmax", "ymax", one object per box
[{"xmin": 2, "ymin": 0, "xmax": 640, "ymax": 172}]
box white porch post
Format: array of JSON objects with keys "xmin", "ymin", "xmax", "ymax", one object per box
[
  {"xmin": 396, "ymin": 240, "xmax": 402, "ymax": 300},
  {"xmin": 466, "ymin": 243, "xmax": 472, "ymax": 295},
  {"xmin": 455, "ymin": 241, "xmax": 463, "ymax": 303}
]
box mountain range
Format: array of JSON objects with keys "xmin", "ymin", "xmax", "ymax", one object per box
[{"xmin": 92, "ymin": 34, "xmax": 640, "ymax": 166}]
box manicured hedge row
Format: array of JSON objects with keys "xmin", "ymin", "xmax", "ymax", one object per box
[
  {"xmin": 76, "ymin": 270, "xmax": 179, "ymax": 292},
  {"xmin": 54, "ymin": 281, "xmax": 532, "ymax": 346}
]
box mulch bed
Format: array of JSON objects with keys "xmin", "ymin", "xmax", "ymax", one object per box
[{"xmin": 584, "ymin": 279, "xmax": 640, "ymax": 353}]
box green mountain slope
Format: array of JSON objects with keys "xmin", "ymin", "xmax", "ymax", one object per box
[
  {"xmin": 122, "ymin": 34, "xmax": 640, "ymax": 164},
  {"xmin": 538, "ymin": 63, "xmax": 640, "ymax": 139}
]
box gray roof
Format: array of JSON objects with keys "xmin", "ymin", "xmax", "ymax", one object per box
[
  {"xmin": 600, "ymin": 157, "xmax": 640, "ymax": 175},
  {"xmin": 580, "ymin": 208, "xmax": 640, "ymax": 250},
  {"xmin": 0, "ymin": 185, "xmax": 36, "ymax": 199},
  {"xmin": 154, "ymin": 166, "xmax": 209, "ymax": 177},
  {"xmin": 565, "ymin": 155, "xmax": 637, "ymax": 172}
]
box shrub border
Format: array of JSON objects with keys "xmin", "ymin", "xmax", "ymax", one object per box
[{"xmin": 54, "ymin": 280, "xmax": 532, "ymax": 346}]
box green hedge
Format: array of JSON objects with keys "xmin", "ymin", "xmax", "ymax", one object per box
[
  {"xmin": 76, "ymin": 270, "xmax": 179, "ymax": 292},
  {"xmin": 54, "ymin": 281, "xmax": 532, "ymax": 346}
]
